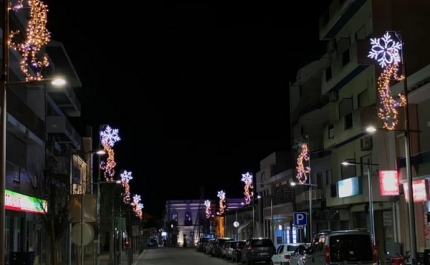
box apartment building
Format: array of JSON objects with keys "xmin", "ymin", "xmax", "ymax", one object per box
[
  {"xmin": 5, "ymin": 8, "xmax": 86, "ymax": 265},
  {"xmin": 317, "ymin": 0, "xmax": 430, "ymax": 258}
]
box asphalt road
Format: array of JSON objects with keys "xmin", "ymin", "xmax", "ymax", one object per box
[{"xmin": 136, "ymin": 247, "xmax": 248, "ymax": 265}]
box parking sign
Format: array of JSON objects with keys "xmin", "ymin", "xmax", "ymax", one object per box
[{"xmin": 293, "ymin": 212, "xmax": 307, "ymax": 226}]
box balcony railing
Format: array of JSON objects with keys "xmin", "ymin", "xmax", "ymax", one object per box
[
  {"xmin": 295, "ymin": 189, "xmax": 324, "ymax": 204},
  {"xmin": 6, "ymin": 90, "xmax": 45, "ymax": 143},
  {"xmin": 323, "ymin": 106, "xmax": 385, "ymax": 149},
  {"xmin": 46, "ymin": 116, "xmax": 81, "ymax": 149}
]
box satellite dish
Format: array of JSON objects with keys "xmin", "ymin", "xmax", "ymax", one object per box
[{"xmin": 71, "ymin": 223, "xmax": 94, "ymax": 246}]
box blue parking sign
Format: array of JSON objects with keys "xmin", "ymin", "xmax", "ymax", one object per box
[{"xmin": 293, "ymin": 212, "xmax": 307, "ymax": 226}]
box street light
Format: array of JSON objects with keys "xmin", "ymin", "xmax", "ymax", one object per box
[
  {"xmin": 365, "ymin": 125, "xmax": 420, "ymax": 262},
  {"xmin": 341, "ymin": 160, "xmax": 379, "ymax": 239},
  {"xmin": 290, "ymin": 181, "xmax": 317, "ymax": 241}
]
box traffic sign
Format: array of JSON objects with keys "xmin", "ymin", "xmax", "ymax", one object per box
[{"xmin": 293, "ymin": 212, "xmax": 307, "ymax": 226}]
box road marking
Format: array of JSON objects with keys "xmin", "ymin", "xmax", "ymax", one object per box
[{"xmin": 132, "ymin": 249, "xmax": 146, "ymax": 265}]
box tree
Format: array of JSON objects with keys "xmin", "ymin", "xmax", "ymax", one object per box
[{"xmin": 27, "ymin": 150, "xmax": 75, "ymax": 265}]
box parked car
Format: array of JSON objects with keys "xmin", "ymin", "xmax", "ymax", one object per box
[
  {"xmin": 305, "ymin": 229, "xmax": 377, "ymax": 265},
  {"xmin": 271, "ymin": 243, "xmax": 301, "ymax": 265},
  {"xmin": 205, "ymin": 239, "xmax": 216, "ymax": 254},
  {"xmin": 241, "ymin": 237, "xmax": 276, "ymax": 264},
  {"xmin": 289, "ymin": 243, "xmax": 312, "ymax": 265},
  {"xmin": 231, "ymin": 240, "xmax": 246, "ymax": 262},
  {"xmin": 197, "ymin": 237, "xmax": 211, "ymax": 252},
  {"xmin": 222, "ymin": 240, "xmax": 236, "ymax": 259},
  {"xmin": 211, "ymin": 237, "xmax": 232, "ymax": 257},
  {"xmin": 147, "ymin": 238, "xmax": 158, "ymax": 247}
]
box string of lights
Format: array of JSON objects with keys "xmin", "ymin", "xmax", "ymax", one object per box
[
  {"xmin": 100, "ymin": 126, "xmax": 120, "ymax": 182},
  {"xmin": 368, "ymin": 32, "xmax": 406, "ymax": 130},
  {"xmin": 241, "ymin": 172, "xmax": 254, "ymax": 205},
  {"xmin": 294, "ymin": 140, "xmax": 310, "ymax": 184},
  {"xmin": 8, "ymin": 0, "xmax": 50, "ymax": 81},
  {"xmin": 120, "ymin": 170, "xmax": 133, "ymax": 204},
  {"xmin": 217, "ymin": 190, "xmax": 226, "ymax": 215},
  {"xmin": 204, "ymin": 200, "xmax": 211, "ymax": 218}
]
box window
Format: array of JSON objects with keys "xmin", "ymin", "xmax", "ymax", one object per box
[
  {"xmin": 317, "ymin": 172, "xmax": 323, "ymax": 189},
  {"xmin": 325, "ymin": 66, "xmax": 332, "ymax": 81},
  {"xmin": 341, "ymin": 162, "xmax": 356, "ymax": 180},
  {"xmin": 358, "ymin": 89, "xmax": 369, "ymax": 107},
  {"xmin": 328, "ymin": 124, "xmax": 334, "ymax": 139},
  {"xmin": 344, "ymin": 113, "xmax": 353, "ymax": 130},
  {"xmin": 185, "ymin": 212, "xmax": 192, "ymax": 226},
  {"xmin": 342, "ymin": 49, "xmax": 350, "ymax": 66},
  {"xmin": 360, "ymin": 155, "xmax": 375, "ymax": 177},
  {"xmin": 326, "ymin": 169, "xmax": 332, "ymax": 185},
  {"xmin": 172, "ymin": 213, "xmax": 178, "ymax": 222}
]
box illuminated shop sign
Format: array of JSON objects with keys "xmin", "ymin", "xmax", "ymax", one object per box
[
  {"xmin": 338, "ymin": 176, "xmax": 363, "ymax": 198},
  {"xmin": 379, "ymin": 170, "xmax": 399, "ymax": 196},
  {"xmin": 5, "ymin": 190, "xmax": 47, "ymax": 214},
  {"xmin": 403, "ymin": 179, "xmax": 430, "ymax": 203}
]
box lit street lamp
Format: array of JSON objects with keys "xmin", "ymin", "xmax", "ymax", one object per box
[
  {"xmin": 341, "ymin": 160, "xmax": 379, "ymax": 239},
  {"xmin": 290, "ymin": 181, "xmax": 317, "ymax": 241}
]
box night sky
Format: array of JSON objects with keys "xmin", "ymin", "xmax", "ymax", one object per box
[{"xmin": 43, "ymin": 0, "xmax": 332, "ymax": 216}]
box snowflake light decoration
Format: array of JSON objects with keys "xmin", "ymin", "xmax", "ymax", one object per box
[
  {"xmin": 241, "ymin": 172, "xmax": 254, "ymax": 205},
  {"xmin": 8, "ymin": 0, "xmax": 51, "ymax": 81},
  {"xmin": 100, "ymin": 126, "xmax": 121, "ymax": 147},
  {"xmin": 99, "ymin": 125, "xmax": 121, "ymax": 181},
  {"xmin": 120, "ymin": 170, "xmax": 133, "ymax": 204},
  {"xmin": 217, "ymin": 190, "xmax": 226, "ymax": 215},
  {"xmin": 368, "ymin": 32, "xmax": 406, "ymax": 130},
  {"xmin": 131, "ymin": 194, "xmax": 143, "ymax": 219},
  {"xmin": 204, "ymin": 200, "xmax": 211, "ymax": 218},
  {"xmin": 368, "ymin": 32, "xmax": 402, "ymax": 68},
  {"xmin": 295, "ymin": 140, "xmax": 310, "ymax": 184}
]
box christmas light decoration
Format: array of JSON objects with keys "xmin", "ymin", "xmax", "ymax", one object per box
[
  {"xmin": 294, "ymin": 139, "xmax": 310, "ymax": 184},
  {"xmin": 8, "ymin": 0, "xmax": 51, "ymax": 81},
  {"xmin": 368, "ymin": 32, "xmax": 406, "ymax": 130},
  {"xmin": 204, "ymin": 200, "xmax": 211, "ymax": 218},
  {"xmin": 100, "ymin": 126, "xmax": 121, "ymax": 181},
  {"xmin": 120, "ymin": 170, "xmax": 133, "ymax": 204},
  {"xmin": 217, "ymin": 190, "xmax": 226, "ymax": 215},
  {"xmin": 241, "ymin": 172, "xmax": 254, "ymax": 205},
  {"xmin": 131, "ymin": 194, "xmax": 143, "ymax": 219}
]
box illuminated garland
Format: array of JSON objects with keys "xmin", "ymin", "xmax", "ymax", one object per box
[
  {"xmin": 368, "ymin": 32, "xmax": 406, "ymax": 130},
  {"xmin": 8, "ymin": 0, "xmax": 50, "ymax": 81},
  {"xmin": 120, "ymin": 170, "xmax": 133, "ymax": 204},
  {"xmin": 131, "ymin": 194, "xmax": 143, "ymax": 219},
  {"xmin": 241, "ymin": 172, "xmax": 254, "ymax": 205},
  {"xmin": 294, "ymin": 140, "xmax": 310, "ymax": 184},
  {"xmin": 217, "ymin": 190, "xmax": 226, "ymax": 215},
  {"xmin": 100, "ymin": 126, "xmax": 121, "ymax": 182},
  {"xmin": 204, "ymin": 200, "xmax": 211, "ymax": 218}
]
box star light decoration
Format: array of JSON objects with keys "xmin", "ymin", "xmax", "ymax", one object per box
[
  {"xmin": 120, "ymin": 170, "xmax": 133, "ymax": 204},
  {"xmin": 241, "ymin": 172, "xmax": 254, "ymax": 205},
  {"xmin": 131, "ymin": 194, "xmax": 144, "ymax": 219},
  {"xmin": 368, "ymin": 32, "xmax": 406, "ymax": 130},
  {"xmin": 204, "ymin": 200, "xmax": 211, "ymax": 218},
  {"xmin": 294, "ymin": 139, "xmax": 310, "ymax": 184},
  {"xmin": 8, "ymin": 0, "xmax": 51, "ymax": 81},
  {"xmin": 100, "ymin": 126, "xmax": 121, "ymax": 182},
  {"xmin": 217, "ymin": 190, "xmax": 226, "ymax": 215}
]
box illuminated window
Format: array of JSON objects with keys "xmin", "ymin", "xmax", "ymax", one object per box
[
  {"xmin": 172, "ymin": 213, "xmax": 178, "ymax": 222},
  {"xmin": 184, "ymin": 212, "xmax": 192, "ymax": 226}
]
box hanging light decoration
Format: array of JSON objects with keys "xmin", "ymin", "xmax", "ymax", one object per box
[
  {"xmin": 204, "ymin": 200, "xmax": 211, "ymax": 218},
  {"xmin": 100, "ymin": 126, "xmax": 121, "ymax": 182},
  {"xmin": 294, "ymin": 139, "xmax": 310, "ymax": 184},
  {"xmin": 241, "ymin": 172, "xmax": 254, "ymax": 205},
  {"xmin": 131, "ymin": 194, "xmax": 143, "ymax": 219},
  {"xmin": 120, "ymin": 170, "xmax": 133, "ymax": 204},
  {"xmin": 217, "ymin": 190, "xmax": 226, "ymax": 215}
]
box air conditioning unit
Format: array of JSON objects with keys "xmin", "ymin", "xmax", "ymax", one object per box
[
  {"xmin": 360, "ymin": 136, "xmax": 373, "ymax": 151},
  {"xmin": 329, "ymin": 90, "xmax": 338, "ymax": 102},
  {"xmin": 327, "ymin": 40, "xmax": 336, "ymax": 53}
]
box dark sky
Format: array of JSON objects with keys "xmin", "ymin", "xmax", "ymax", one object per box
[{"xmin": 44, "ymin": 0, "xmax": 332, "ymax": 216}]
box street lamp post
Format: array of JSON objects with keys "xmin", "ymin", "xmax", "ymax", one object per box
[
  {"xmin": 341, "ymin": 160, "xmax": 379, "ymax": 239},
  {"xmin": 290, "ymin": 182, "xmax": 317, "ymax": 241}
]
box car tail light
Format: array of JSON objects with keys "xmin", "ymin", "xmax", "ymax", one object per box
[
  {"xmin": 284, "ymin": 254, "xmax": 291, "ymax": 259},
  {"xmin": 373, "ymin": 244, "xmax": 378, "ymax": 262},
  {"xmin": 248, "ymin": 247, "xmax": 253, "ymax": 251},
  {"xmin": 324, "ymin": 245, "xmax": 330, "ymax": 263}
]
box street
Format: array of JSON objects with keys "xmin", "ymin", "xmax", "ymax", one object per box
[{"xmin": 136, "ymin": 247, "xmax": 242, "ymax": 265}]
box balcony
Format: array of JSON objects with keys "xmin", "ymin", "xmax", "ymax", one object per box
[
  {"xmin": 295, "ymin": 189, "xmax": 324, "ymax": 204},
  {"xmin": 46, "ymin": 116, "xmax": 81, "ymax": 150},
  {"xmin": 322, "ymin": 39, "xmax": 372, "ymax": 95},
  {"xmin": 323, "ymin": 106, "xmax": 385, "ymax": 149},
  {"xmin": 5, "ymin": 90, "xmax": 44, "ymax": 145},
  {"xmin": 46, "ymin": 41, "xmax": 82, "ymax": 117},
  {"xmin": 319, "ymin": 0, "xmax": 367, "ymax": 40}
]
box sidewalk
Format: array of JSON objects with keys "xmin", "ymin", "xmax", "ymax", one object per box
[{"xmin": 81, "ymin": 251, "xmax": 143, "ymax": 265}]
